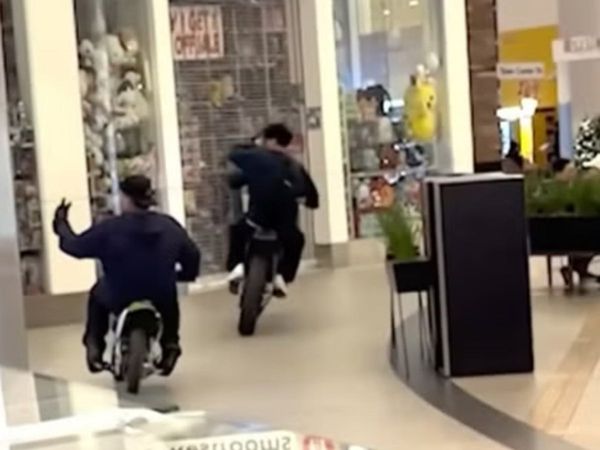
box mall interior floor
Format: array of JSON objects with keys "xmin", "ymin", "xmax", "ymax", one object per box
[{"xmin": 29, "ymin": 264, "xmax": 510, "ymax": 450}]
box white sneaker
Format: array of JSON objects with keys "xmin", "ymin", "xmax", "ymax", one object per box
[
  {"xmin": 228, "ymin": 263, "xmax": 245, "ymax": 281},
  {"xmin": 228, "ymin": 264, "xmax": 245, "ymax": 295},
  {"xmin": 273, "ymin": 275, "xmax": 288, "ymax": 298}
]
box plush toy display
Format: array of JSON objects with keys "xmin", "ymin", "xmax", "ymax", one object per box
[
  {"xmin": 369, "ymin": 178, "xmax": 395, "ymax": 210},
  {"xmin": 77, "ymin": 28, "xmax": 152, "ymax": 217}
]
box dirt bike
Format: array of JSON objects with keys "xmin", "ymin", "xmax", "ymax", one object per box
[
  {"xmin": 238, "ymin": 228, "xmax": 280, "ymax": 336},
  {"xmin": 104, "ymin": 301, "xmax": 163, "ymax": 394}
]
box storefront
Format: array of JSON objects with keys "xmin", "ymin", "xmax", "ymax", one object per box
[
  {"xmin": 169, "ymin": 0, "xmax": 309, "ymax": 274},
  {"xmin": 333, "ymin": 0, "xmax": 472, "ymax": 239},
  {"xmin": 2, "ymin": 0, "xmax": 473, "ymax": 297}
]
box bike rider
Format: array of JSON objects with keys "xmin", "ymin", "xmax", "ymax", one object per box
[
  {"xmin": 53, "ymin": 175, "xmax": 201, "ymax": 375},
  {"xmin": 226, "ymin": 123, "xmax": 319, "ymax": 296}
]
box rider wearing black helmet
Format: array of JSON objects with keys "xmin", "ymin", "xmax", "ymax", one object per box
[
  {"xmin": 226, "ymin": 124, "xmax": 319, "ymax": 296},
  {"xmin": 53, "ymin": 175, "xmax": 201, "ymax": 375}
]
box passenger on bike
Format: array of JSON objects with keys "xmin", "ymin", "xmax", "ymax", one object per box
[
  {"xmin": 53, "ymin": 175, "xmax": 201, "ymax": 375},
  {"xmin": 226, "ymin": 123, "xmax": 319, "ymax": 297}
]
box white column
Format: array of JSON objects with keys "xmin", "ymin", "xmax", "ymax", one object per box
[
  {"xmin": 558, "ymin": 0, "xmax": 600, "ymax": 151},
  {"xmin": 146, "ymin": 0, "xmax": 185, "ymax": 225},
  {"xmin": 347, "ymin": 0, "xmax": 363, "ymax": 89},
  {"xmin": 298, "ymin": 0, "xmax": 349, "ymax": 246},
  {"xmin": 12, "ymin": 0, "xmax": 96, "ymax": 295},
  {"xmin": 0, "ymin": 15, "xmax": 28, "ymax": 368},
  {"xmin": 556, "ymin": 60, "xmax": 574, "ymax": 159},
  {"xmin": 437, "ymin": 0, "xmax": 474, "ymax": 173}
]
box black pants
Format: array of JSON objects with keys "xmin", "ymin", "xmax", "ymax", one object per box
[
  {"xmin": 84, "ymin": 281, "xmax": 180, "ymax": 351},
  {"xmin": 569, "ymin": 256, "xmax": 597, "ymax": 278},
  {"xmin": 226, "ymin": 219, "xmax": 305, "ymax": 283}
]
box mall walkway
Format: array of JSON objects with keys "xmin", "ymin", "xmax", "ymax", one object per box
[{"xmin": 29, "ymin": 265, "xmax": 510, "ymax": 450}]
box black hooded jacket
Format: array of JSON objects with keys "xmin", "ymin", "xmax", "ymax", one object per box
[
  {"xmin": 228, "ymin": 146, "xmax": 319, "ymax": 229},
  {"xmin": 56, "ymin": 212, "xmax": 200, "ymax": 312}
]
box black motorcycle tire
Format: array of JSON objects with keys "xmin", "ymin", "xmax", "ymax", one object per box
[
  {"xmin": 126, "ymin": 328, "xmax": 147, "ymax": 394},
  {"xmin": 239, "ymin": 255, "xmax": 269, "ymax": 336}
]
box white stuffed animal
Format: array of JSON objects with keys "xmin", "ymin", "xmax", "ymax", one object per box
[
  {"xmin": 122, "ymin": 70, "xmax": 143, "ymax": 90},
  {"xmin": 118, "ymin": 154, "xmax": 155, "ymax": 179},
  {"xmin": 131, "ymin": 89, "xmax": 149, "ymax": 122},
  {"xmin": 78, "ymin": 39, "xmax": 95, "ymax": 69},
  {"xmin": 79, "ymin": 69, "xmax": 94, "ymax": 117},
  {"xmin": 113, "ymin": 74, "xmax": 149, "ymax": 130},
  {"xmin": 113, "ymin": 89, "xmax": 141, "ymax": 130},
  {"xmin": 103, "ymin": 34, "xmax": 128, "ymax": 67},
  {"xmin": 119, "ymin": 29, "xmax": 140, "ymax": 66},
  {"xmin": 84, "ymin": 123, "xmax": 104, "ymax": 166}
]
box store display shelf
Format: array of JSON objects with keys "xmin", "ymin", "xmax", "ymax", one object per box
[
  {"xmin": 350, "ymin": 167, "xmax": 423, "ymax": 180},
  {"xmin": 15, "ymin": 142, "xmax": 34, "ymax": 150},
  {"xmin": 20, "ymin": 248, "xmax": 42, "ymax": 257},
  {"xmin": 351, "ymin": 169, "xmax": 394, "ymax": 179}
]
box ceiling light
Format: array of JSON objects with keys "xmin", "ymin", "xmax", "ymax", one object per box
[
  {"xmin": 409, "ymin": 0, "xmax": 419, "ymax": 6},
  {"xmin": 383, "ymin": 8, "xmax": 391, "ymax": 16}
]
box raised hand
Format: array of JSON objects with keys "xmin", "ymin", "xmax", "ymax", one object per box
[{"xmin": 53, "ymin": 199, "xmax": 72, "ymax": 234}]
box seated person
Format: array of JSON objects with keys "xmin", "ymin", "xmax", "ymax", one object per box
[
  {"xmin": 226, "ymin": 123, "xmax": 319, "ymax": 297},
  {"xmin": 53, "ymin": 175, "xmax": 201, "ymax": 374},
  {"xmin": 561, "ymin": 256, "xmax": 599, "ymax": 290}
]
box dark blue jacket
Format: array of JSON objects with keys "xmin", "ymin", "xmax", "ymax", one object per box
[
  {"xmin": 56, "ymin": 212, "xmax": 200, "ymax": 312},
  {"xmin": 228, "ymin": 146, "xmax": 319, "ymax": 229}
]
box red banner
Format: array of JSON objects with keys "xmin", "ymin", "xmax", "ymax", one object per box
[{"xmin": 170, "ymin": 5, "xmax": 224, "ymax": 61}]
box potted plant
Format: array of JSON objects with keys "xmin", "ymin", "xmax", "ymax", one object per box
[
  {"xmin": 527, "ymin": 170, "xmax": 600, "ymax": 254},
  {"xmin": 378, "ymin": 204, "xmax": 431, "ymax": 293}
]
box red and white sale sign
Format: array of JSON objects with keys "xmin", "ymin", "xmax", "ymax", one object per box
[{"xmin": 170, "ymin": 5, "xmax": 224, "ymax": 61}]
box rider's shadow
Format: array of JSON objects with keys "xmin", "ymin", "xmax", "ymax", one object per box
[{"xmin": 118, "ymin": 383, "xmax": 180, "ymax": 413}]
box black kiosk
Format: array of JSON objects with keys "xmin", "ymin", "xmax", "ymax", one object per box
[{"xmin": 423, "ymin": 174, "xmax": 534, "ymax": 377}]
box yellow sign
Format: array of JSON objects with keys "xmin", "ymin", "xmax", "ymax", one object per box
[{"xmin": 499, "ymin": 25, "xmax": 557, "ymax": 109}]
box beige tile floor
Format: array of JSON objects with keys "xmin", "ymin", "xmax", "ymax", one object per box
[
  {"xmin": 28, "ymin": 265, "xmax": 509, "ymax": 450},
  {"xmin": 455, "ymin": 257, "xmax": 600, "ymax": 449}
]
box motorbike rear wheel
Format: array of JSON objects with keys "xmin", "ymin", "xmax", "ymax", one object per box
[
  {"xmin": 239, "ymin": 255, "xmax": 269, "ymax": 336},
  {"xmin": 126, "ymin": 328, "xmax": 147, "ymax": 394}
]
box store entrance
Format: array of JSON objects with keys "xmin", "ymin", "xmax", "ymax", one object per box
[{"xmin": 169, "ymin": 0, "xmax": 311, "ymax": 275}]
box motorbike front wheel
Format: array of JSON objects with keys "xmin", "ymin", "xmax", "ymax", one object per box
[
  {"xmin": 238, "ymin": 255, "xmax": 269, "ymax": 336},
  {"xmin": 126, "ymin": 328, "xmax": 147, "ymax": 394}
]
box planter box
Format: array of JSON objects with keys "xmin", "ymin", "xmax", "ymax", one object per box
[
  {"xmin": 388, "ymin": 258, "xmax": 432, "ymax": 293},
  {"xmin": 529, "ymin": 216, "xmax": 600, "ymax": 254}
]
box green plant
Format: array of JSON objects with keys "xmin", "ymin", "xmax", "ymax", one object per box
[
  {"xmin": 524, "ymin": 171, "xmax": 600, "ymax": 217},
  {"xmin": 378, "ymin": 205, "xmax": 419, "ymax": 261},
  {"xmin": 572, "ymin": 176, "xmax": 600, "ymax": 216},
  {"xmin": 525, "ymin": 174, "xmax": 571, "ymax": 216}
]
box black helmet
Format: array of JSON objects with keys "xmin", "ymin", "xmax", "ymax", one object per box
[{"xmin": 119, "ymin": 175, "xmax": 155, "ymax": 209}]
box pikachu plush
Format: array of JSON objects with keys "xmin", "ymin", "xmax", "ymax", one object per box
[{"xmin": 403, "ymin": 72, "xmax": 437, "ymax": 143}]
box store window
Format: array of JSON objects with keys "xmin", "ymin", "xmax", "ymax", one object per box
[
  {"xmin": 73, "ymin": 0, "xmax": 159, "ymax": 219},
  {"xmin": 334, "ymin": 0, "xmax": 444, "ymax": 239},
  {"xmin": 170, "ymin": 0, "xmax": 306, "ymax": 274}
]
